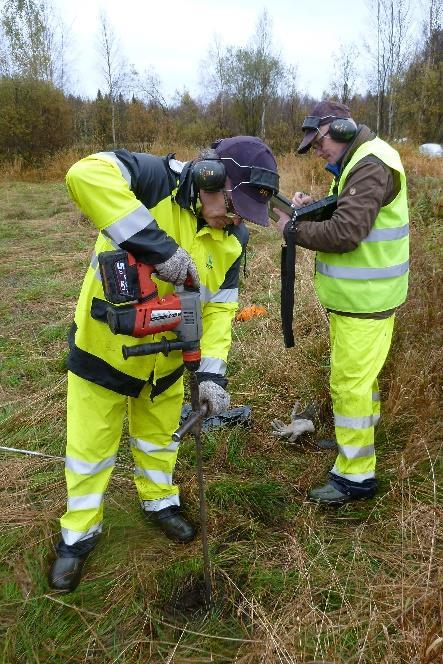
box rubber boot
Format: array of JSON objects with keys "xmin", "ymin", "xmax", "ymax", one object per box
[
  {"xmin": 309, "ymin": 476, "xmax": 377, "ymax": 505},
  {"xmin": 48, "ymin": 536, "xmax": 99, "ymax": 592},
  {"xmin": 146, "ymin": 506, "xmax": 195, "ymax": 543},
  {"xmin": 48, "ymin": 556, "xmax": 88, "ymax": 592}
]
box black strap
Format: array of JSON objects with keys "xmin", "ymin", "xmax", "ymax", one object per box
[
  {"xmin": 148, "ymin": 364, "xmax": 185, "ymax": 400},
  {"xmin": 280, "ymin": 223, "xmax": 297, "ymax": 348}
]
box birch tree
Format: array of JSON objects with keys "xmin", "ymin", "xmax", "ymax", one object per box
[
  {"xmin": 330, "ymin": 43, "xmax": 359, "ymax": 104},
  {"xmin": 199, "ymin": 34, "xmax": 231, "ymax": 132},
  {"xmin": 97, "ymin": 12, "xmax": 130, "ymax": 147},
  {"xmin": 365, "ymin": 0, "xmax": 412, "ymax": 136},
  {"xmin": 226, "ymin": 10, "xmax": 285, "ymax": 137}
]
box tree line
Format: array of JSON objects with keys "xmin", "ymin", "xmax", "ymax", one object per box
[{"xmin": 0, "ymin": 0, "xmax": 441, "ymax": 165}]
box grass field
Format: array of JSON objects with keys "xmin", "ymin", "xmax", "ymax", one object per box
[{"xmin": 0, "ymin": 147, "xmax": 442, "ymax": 663}]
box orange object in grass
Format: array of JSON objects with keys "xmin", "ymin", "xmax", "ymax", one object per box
[{"xmin": 235, "ymin": 305, "xmax": 268, "ymax": 322}]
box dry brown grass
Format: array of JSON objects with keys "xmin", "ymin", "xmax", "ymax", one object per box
[
  {"xmin": 397, "ymin": 144, "xmax": 443, "ymax": 180},
  {"xmin": 2, "ymin": 140, "xmax": 441, "ymax": 187}
]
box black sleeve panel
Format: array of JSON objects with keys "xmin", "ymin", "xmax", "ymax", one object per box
[
  {"xmin": 113, "ymin": 150, "xmax": 179, "ymax": 264},
  {"xmin": 220, "ymin": 222, "xmax": 249, "ymax": 289},
  {"xmin": 120, "ymin": 224, "xmax": 178, "ymax": 265},
  {"xmin": 295, "ymin": 160, "xmax": 392, "ymax": 253},
  {"xmin": 113, "ymin": 150, "xmax": 176, "ymax": 208}
]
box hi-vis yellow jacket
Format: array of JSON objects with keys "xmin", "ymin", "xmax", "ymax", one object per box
[
  {"xmin": 65, "ymin": 150, "xmax": 248, "ymax": 398},
  {"xmin": 315, "ymin": 137, "xmax": 409, "ymax": 313}
]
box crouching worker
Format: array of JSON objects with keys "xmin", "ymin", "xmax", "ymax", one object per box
[
  {"xmin": 49, "ymin": 137, "xmax": 279, "ymax": 591},
  {"xmin": 272, "ymin": 100, "xmax": 409, "ymax": 505}
]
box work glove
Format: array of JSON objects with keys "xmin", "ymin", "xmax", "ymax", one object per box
[
  {"xmin": 271, "ymin": 402, "xmax": 315, "ymax": 443},
  {"xmin": 198, "ymin": 381, "xmax": 230, "ymax": 417},
  {"xmin": 154, "ymin": 247, "xmax": 200, "ymax": 288}
]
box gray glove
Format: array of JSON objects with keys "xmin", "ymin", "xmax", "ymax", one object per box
[
  {"xmin": 154, "ymin": 247, "xmax": 200, "ymax": 287},
  {"xmin": 198, "ymin": 381, "xmax": 230, "ymax": 417},
  {"xmin": 271, "ymin": 402, "xmax": 315, "ymax": 443}
]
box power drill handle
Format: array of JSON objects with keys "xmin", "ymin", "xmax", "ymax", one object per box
[{"xmin": 122, "ymin": 337, "xmax": 198, "ymax": 359}]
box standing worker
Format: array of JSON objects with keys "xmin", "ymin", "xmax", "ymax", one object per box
[
  {"xmin": 49, "ymin": 137, "xmax": 279, "ymax": 591},
  {"xmin": 273, "ymin": 100, "xmax": 409, "ymax": 505}
]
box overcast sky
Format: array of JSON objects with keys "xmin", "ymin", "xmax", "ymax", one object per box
[{"xmin": 55, "ymin": 0, "xmax": 423, "ymax": 102}]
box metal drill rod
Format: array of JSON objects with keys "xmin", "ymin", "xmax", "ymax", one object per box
[
  {"xmin": 0, "ymin": 446, "xmax": 130, "ymax": 470},
  {"xmin": 0, "ymin": 445, "xmax": 65, "ymax": 460},
  {"xmin": 172, "ymin": 403, "xmax": 208, "ymax": 442},
  {"xmin": 189, "ymin": 371, "xmax": 212, "ymax": 610}
]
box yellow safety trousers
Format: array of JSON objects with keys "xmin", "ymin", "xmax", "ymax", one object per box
[
  {"xmin": 329, "ymin": 313, "xmax": 395, "ymax": 483},
  {"xmin": 60, "ymin": 371, "xmax": 183, "ymax": 546}
]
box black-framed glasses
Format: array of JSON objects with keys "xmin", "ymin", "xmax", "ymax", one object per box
[{"xmin": 311, "ymin": 129, "xmax": 330, "ymax": 150}]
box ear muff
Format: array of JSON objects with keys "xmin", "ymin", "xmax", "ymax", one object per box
[
  {"xmin": 192, "ymin": 150, "xmax": 226, "ymax": 192},
  {"xmin": 328, "ymin": 118, "xmax": 357, "ymax": 142}
]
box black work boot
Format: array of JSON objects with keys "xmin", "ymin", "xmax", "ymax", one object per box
[
  {"xmin": 48, "ymin": 536, "xmax": 98, "ymax": 592},
  {"xmin": 147, "ymin": 506, "xmax": 195, "ymax": 543}
]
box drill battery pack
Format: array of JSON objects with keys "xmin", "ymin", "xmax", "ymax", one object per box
[{"xmin": 98, "ymin": 250, "xmax": 142, "ymax": 304}]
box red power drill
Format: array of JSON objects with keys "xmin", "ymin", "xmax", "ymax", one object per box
[{"xmin": 98, "ymin": 250, "xmax": 202, "ymax": 370}]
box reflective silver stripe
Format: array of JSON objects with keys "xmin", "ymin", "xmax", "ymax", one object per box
[
  {"xmin": 338, "ymin": 444, "xmax": 375, "ymax": 460},
  {"xmin": 103, "ymin": 206, "xmax": 155, "ymax": 244},
  {"xmin": 130, "ymin": 437, "xmax": 179, "ymax": 454},
  {"xmin": 134, "ymin": 467, "xmax": 173, "ymax": 485},
  {"xmin": 141, "ymin": 494, "xmax": 180, "ymax": 512},
  {"xmin": 200, "ymin": 285, "xmax": 238, "ymax": 304},
  {"xmin": 197, "ymin": 357, "xmax": 227, "ymax": 375},
  {"xmin": 90, "ymin": 250, "xmax": 102, "ymax": 281},
  {"xmin": 373, "ymin": 414, "xmax": 380, "ymax": 425},
  {"xmin": 331, "ymin": 465, "xmax": 375, "ymax": 481},
  {"xmin": 200, "ymin": 286, "xmax": 212, "ymax": 303},
  {"xmin": 65, "ymin": 455, "xmax": 116, "ymax": 475},
  {"xmin": 97, "ymin": 151, "xmax": 132, "ymax": 186},
  {"xmin": 372, "ymin": 392, "xmax": 380, "ymax": 402},
  {"xmin": 67, "ymin": 493, "xmax": 104, "ymax": 511},
  {"xmin": 61, "ymin": 524, "xmax": 102, "ymax": 546},
  {"xmin": 316, "ymin": 260, "xmax": 409, "ymax": 280},
  {"xmin": 334, "ymin": 414, "xmax": 377, "ymax": 429},
  {"xmin": 363, "ymin": 224, "xmax": 409, "ymax": 242}
]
